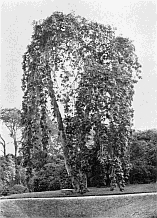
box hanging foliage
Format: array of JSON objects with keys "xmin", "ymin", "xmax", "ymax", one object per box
[{"xmin": 21, "ymin": 12, "xmax": 141, "ymax": 193}]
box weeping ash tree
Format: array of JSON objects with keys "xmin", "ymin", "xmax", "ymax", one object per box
[{"xmin": 21, "ymin": 12, "xmax": 141, "ymax": 193}]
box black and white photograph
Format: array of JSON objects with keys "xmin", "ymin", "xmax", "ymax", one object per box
[{"xmin": 0, "ymin": 0, "xmax": 157, "ymax": 217}]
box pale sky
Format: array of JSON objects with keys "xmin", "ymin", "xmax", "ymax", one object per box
[{"xmin": 0, "ymin": 0, "xmax": 157, "ymax": 154}]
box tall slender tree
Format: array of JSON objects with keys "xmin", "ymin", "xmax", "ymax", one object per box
[
  {"xmin": 21, "ymin": 12, "xmax": 141, "ymax": 193},
  {"xmin": 0, "ymin": 108, "xmax": 22, "ymax": 184}
]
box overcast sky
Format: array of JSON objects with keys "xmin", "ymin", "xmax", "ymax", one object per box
[{"xmin": 0, "ymin": 0, "xmax": 157, "ymax": 153}]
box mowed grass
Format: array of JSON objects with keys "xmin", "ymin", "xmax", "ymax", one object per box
[
  {"xmin": 0, "ymin": 183, "xmax": 157, "ymax": 218},
  {"xmin": 0, "ymin": 193, "xmax": 157, "ymax": 218},
  {"xmin": 1, "ymin": 182, "xmax": 157, "ymax": 199}
]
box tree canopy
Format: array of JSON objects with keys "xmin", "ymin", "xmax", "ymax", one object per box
[
  {"xmin": 21, "ymin": 12, "xmax": 141, "ymax": 193},
  {"xmin": 130, "ymin": 129, "xmax": 157, "ymax": 184},
  {"xmin": 0, "ymin": 108, "xmax": 22, "ymax": 184}
]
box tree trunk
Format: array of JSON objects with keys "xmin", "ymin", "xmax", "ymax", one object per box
[
  {"xmin": 60, "ymin": 131, "xmax": 88, "ymax": 193},
  {"xmin": 26, "ymin": 165, "xmax": 33, "ymax": 192},
  {"xmin": 73, "ymin": 170, "xmax": 88, "ymax": 193},
  {"xmin": 48, "ymin": 81, "xmax": 88, "ymax": 193},
  {"xmin": 0, "ymin": 134, "xmax": 6, "ymax": 158},
  {"xmin": 13, "ymin": 136, "xmax": 19, "ymax": 184}
]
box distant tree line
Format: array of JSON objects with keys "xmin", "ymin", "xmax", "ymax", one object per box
[{"xmin": 129, "ymin": 129, "xmax": 157, "ymax": 184}]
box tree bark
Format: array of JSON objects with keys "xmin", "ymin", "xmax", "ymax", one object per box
[
  {"xmin": 0, "ymin": 134, "xmax": 6, "ymax": 158},
  {"xmin": 48, "ymin": 80, "xmax": 88, "ymax": 193},
  {"xmin": 13, "ymin": 136, "xmax": 19, "ymax": 184}
]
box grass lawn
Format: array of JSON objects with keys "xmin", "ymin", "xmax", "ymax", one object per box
[
  {"xmin": 0, "ymin": 183, "xmax": 157, "ymax": 218},
  {"xmin": 1, "ymin": 182, "xmax": 157, "ymax": 199}
]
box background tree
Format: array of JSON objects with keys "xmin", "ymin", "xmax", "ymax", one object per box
[
  {"xmin": 21, "ymin": 12, "xmax": 141, "ymax": 193},
  {"xmin": 130, "ymin": 129, "xmax": 157, "ymax": 184},
  {"xmin": 0, "ymin": 154, "xmax": 28, "ymax": 196},
  {"xmin": 0, "ymin": 154, "xmax": 15, "ymax": 189},
  {"xmin": 0, "ymin": 108, "xmax": 22, "ymax": 184}
]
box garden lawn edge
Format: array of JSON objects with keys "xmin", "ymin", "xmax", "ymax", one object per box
[{"xmin": 0, "ymin": 192, "xmax": 157, "ymax": 218}]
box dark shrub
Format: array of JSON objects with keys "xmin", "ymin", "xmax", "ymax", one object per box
[
  {"xmin": 0, "ymin": 184, "xmax": 28, "ymax": 196},
  {"xmin": 31, "ymin": 163, "xmax": 72, "ymax": 192},
  {"xmin": 48, "ymin": 178, "xmax": 60, "ymax": 190},
  {"xmin": 59, "ymin": 168, "xmax": 73, "ymax": 189},
  {"xmin": 130, "ymin": 130, "xmax": 157, "ymax": 184},
  {"xmin": 0, "ymin": 186, "xmax": 9, "ymax": 196}
]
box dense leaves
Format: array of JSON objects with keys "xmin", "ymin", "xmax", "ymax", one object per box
[
  {"xmin": 0, "ymin": 153, "xmax": 29, "ymax": 196},
  {"xmin": 0, "ymin": 108, "xmax": 22, "ymax": 184},
  {"xmin": 21, "ymin": 12, "xmax": 141, "ymax": 192},
  {"xmin": 0, "ymin": 155, "xmax": 15, "ymax": 188},
  {"xmin": 130, "ymin": 129, "xmax": 157, "ymax": 184},
  {"xmin": 30, "ymin": 160, "xmax": 72, "ymax": 192},
  {"xmin": 0, "ymin": 129, "xmax": 156, "ymax": 195}
]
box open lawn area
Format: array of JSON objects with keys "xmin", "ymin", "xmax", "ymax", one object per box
[
  {"xmin": 0, "ymin": 183, "xmax": 157, "ymax": 218},
  {"xmin": 0, "ymin": 193, "xmax": 157, "ymax": 218},
  {"xmin": 1, "ymin": 183, "xmax": 157, "ymax": 199}
]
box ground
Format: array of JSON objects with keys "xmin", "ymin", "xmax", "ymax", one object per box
[{"xmin": 0, "ymin": 183, "xmax": 157, "ymax": 218}]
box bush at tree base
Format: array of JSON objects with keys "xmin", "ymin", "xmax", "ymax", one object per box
[{"xmin": 29, "ymin": 163, "xmax": 72, "ymax": 192}]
